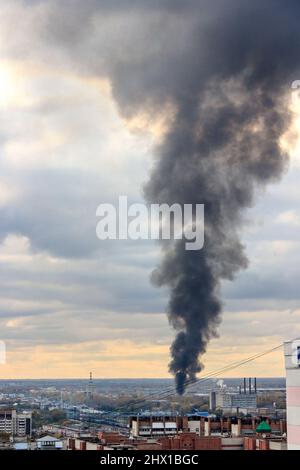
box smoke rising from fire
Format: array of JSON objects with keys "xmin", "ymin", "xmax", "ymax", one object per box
[
  {"xmin": 7, "ymin": 0, "xmax": 300, "ymax": 393},
  {"xmin": 72, "ymin": 0, "xmax": 300, "ymax": 394},
  {"xmin": 140, "ymin": 0, "xmax": 300, "ymax": 393}
]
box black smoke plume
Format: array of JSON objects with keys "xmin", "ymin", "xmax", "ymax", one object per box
[
  {"xmin": 139, "ymin": 0, "xmax": 300, "ymax": 394},
  {"xmin": 40, "ymin": 0, "xmax": 300, "ymax": 393}
]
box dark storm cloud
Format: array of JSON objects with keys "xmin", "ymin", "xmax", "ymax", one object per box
[{"xmin": 2, "ymin": 0, "xmax": 300, "ymax": 391}]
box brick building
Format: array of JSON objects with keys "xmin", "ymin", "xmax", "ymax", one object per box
[{"xmin": 158, "ymin": 433, "xmax": 221, "ymax": 450}]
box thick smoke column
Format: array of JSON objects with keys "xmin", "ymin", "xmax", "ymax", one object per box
[
  {"xmin": 139, "ymin": 0, "xmax": 300, "ymax": 394},
  {"xmin": 144, "ymin": 77, "xmax": 290, "ymax": 394},
  {"xmin": 33, "ymin": 0, "xmax": 300, "ymax": 394}
]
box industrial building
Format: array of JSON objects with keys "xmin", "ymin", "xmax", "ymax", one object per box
[
  {"xmin": 211, "ymin": 378, "xmax": 257, "ymax": 412},
  {"xmin": 215, "ymin": 392, "xmax": 257, "ymax": 410},
  {"xmin": 284, "ymin": 340, "xmax": 300, "ymax": 450}
]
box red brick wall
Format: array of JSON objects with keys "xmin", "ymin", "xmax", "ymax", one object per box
[
  {"xmin": 195, "ymin": 437, "xmax": 221, "ymax": 450},
  {"xmin": 258, "ymin": 439, "xmax": 269, "ymax": 451},
  {"xmin": 98, "ymin": 432, "xmax": 123, "ymax": 443},
  {"xmin": 244, "ymin": 437, "xmax": 256, "ymax": 450},
  {"xmin": 159, "ymin": 433, "xmax": 221, "ymax": 450},
  {"xmin": 244, "ymin": 437, "xmax": 271, "ymax": 451},
  {"xmin": 136, "ymin": 443, "xmax": 162, "ymax": 450},
  {"xmin": 79, "ymin": 441, "xmax": 86, "ymax": 450},
  {"xmin": 67, "ymin": 438, "xmax": 75, "ymax": 450}
]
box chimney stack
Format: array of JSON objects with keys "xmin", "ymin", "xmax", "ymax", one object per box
[{"xmin": 249, "ymin": 377, "xmax": 251, "ymax": 394}]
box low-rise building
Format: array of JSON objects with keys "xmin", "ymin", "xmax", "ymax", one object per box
[
  {"xmin": 130, "ymin": 413, "xmax": 180, "ymax": 437},
  {"xmin": 67, "ymin": 428, "xmax": 287, "ymax": 452},
  {"xmin": 203, "ymin": 415, "xmax": 286, "ymax": 437},
  {"xmin": 36, "ymin": 435, "xmax": 64, "ymax": 450},
  {"xmin": 244, "ymin": 437, "xmax": 287, "ymax": 451}
]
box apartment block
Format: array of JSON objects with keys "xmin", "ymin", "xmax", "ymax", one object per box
[{"xmin": 0, "ymin": 409, "xmax": 32, "ymax": 437}]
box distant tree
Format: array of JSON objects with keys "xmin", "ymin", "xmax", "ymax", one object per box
[
  {"xmin": 32, "ymin": 409, "xmax": 67, "ymax": 429},
  {"xmin": 49, "ymin": 409, "xmax": 67, "ymax": 423}
]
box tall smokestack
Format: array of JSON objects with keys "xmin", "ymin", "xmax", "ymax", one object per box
[
  {"xmin": 254, "ymin": 378, "xmax": 257, "ymax": 394},
  {"xmin": 244, "ymin": 378, "xmax": 246, "ymax": 395},
  {"xmin": 249, "ymin": 378, "xmax": 252, "ymax": 395}
]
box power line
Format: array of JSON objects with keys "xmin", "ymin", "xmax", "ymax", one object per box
[
  {"xmin": 124, "ymin": 342, "xmax": 283, "ymax": 412},
  {"xmin": 101, "ymin": 337, "xmax": 295, "ymax": 419},
  {"xmin": 82, "ymin": 336, "xmax": 297, "ymax": 429}
]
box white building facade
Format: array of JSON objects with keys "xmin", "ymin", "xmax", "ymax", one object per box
[
  {"xmin": 131, "ymin": 414, "xmax": 178, "ymax": 437},
  {"xmin": 284, "ymin": 340, "xmax": 300, "ymax": 450},
  {"xmin": 215, "ymin": 391, "xmax": 257, "ymax": 410},
  {"xmin": 36, "ymin": 435, "xmax": 64, "ymax": 450}
]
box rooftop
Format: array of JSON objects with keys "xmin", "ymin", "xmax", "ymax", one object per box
[{"xmin": 36, "ymin": 435, "xmax": 61, "ymax": 442}]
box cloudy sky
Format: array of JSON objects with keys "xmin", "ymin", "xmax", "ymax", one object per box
[{"xmin": 0, "ymin": 0, "xmax": 299, "ymax": 379}]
